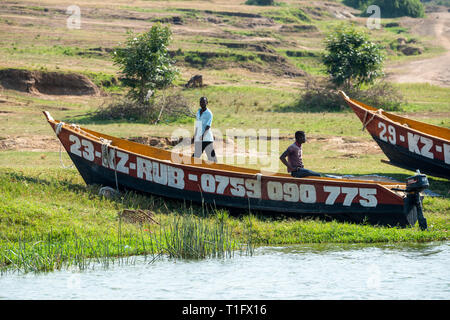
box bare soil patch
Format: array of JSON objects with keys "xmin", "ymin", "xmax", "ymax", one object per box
[
  {"xmin": 386, "ymin": 11, "xmax": 450, "ymax": 87},
  {"xmin": 0, "ymin": 135, "xmax": 60, "ymax": 152},
  {"xmin": 314, "ymin": 136, "xmax": 382, "ymax": 156}
]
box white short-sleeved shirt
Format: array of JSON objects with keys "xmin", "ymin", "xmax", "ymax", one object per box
[{"xmin": 195, "ymin": 108, "xmax": 214, "ymax": 142}]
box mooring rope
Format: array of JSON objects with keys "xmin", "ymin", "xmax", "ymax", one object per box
[
  {"xmin": 100, "ymin": 138, "xmax": 119, "ymax": 191},
  {"xmin": 361, "ymin": 109, "xmax": 383, "ymax": 131},
  {"xmin": 55, "ymin": 121, "xmax": 74, "ymax": 169},
  {"xmin": 55, "ymin": 122, "xmax": 65, "ymax": 136},
  {"xmin": 58, "ymin": 143, "xmax": 74, "ymax": 169}
]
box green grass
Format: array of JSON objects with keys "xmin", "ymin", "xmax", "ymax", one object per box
[
  {"xmin": 394, "ymin": 83, "xmax": 450, "ymax": 113},
  {"xmin": 0, "ymin": 167, "xmax": 253, "ymax": 273},
  {"xmin": 261, "ymin": 7, "xmax": 311, "ymax": 24}
]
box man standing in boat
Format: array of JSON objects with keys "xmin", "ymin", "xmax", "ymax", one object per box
[
  {"xmin": 192, "ymin": 96, "xmax": 217, "ymax": 163},
  {"xmin": 280, "ymin": 131, "xmax": 321, "ymax": 178}
]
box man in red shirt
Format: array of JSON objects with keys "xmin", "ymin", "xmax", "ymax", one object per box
[{"xmin": 279, "ymin": 131, "xmax": 321, "ymax": 178}]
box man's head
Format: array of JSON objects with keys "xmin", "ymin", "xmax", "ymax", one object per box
[
  {"xmin": 200, "ymin": 96, "xmax": 208, "ymax": 109},
  {"xmin": 295, "ymin": 131, "xmax": 306, "ymax": 144}
]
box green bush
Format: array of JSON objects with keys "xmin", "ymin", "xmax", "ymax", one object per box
[
  {"xmin": 245, "ymin": 0, "xmax": 274, "ymax": 6},
  {"xmin": 94, "ymin": 94, "xmax": 194, "ymax": 123},
  {"xmin": 369, "ymin": 0, "xmax": 424, "ymax": 18},
  {"xmin": 323, "ymin": 25, "xmax": 384, "ymax": 87},
  {"xmin": 279, "ymin": 78, "xmax": 404, "ymax": 113},
  {"xmin": 343, "ymin": 0, "xmax": 371, "ymax": 8},
  {"xmin": 344, "ymin": 0, "xmax": 425, "ymax": 18},
  {"xmin": 112, "ymin": 23, "xmax": 179, "ymax": 105},
  {"xmin": 420, "ymin": 0, "xmax": 450, "ymax": 7}
]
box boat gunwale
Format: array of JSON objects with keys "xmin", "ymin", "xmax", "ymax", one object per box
[{"xmin": 340, "ymin": 91, "xmax": 450, "ymax": 142}]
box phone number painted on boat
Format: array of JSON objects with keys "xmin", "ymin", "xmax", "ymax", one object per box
[
  {"xmin": 68, "ymin": 134, "xmax": 384, "ymax": 207},
  {"xmin": 376, "ymin": 120, "xmax": 450, "ymax": 164}
]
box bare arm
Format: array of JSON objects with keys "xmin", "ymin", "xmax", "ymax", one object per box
[{"xmin": 280, "ymin": 150, "xmax": 294, "ymax": 171}]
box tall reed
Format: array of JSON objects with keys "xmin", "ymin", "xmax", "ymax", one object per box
[
  {"xmin": 1, "ymin": 211, "xmax": 255, "ymax": 274},
  {"xmin": 152, "ymin": 213, "xmax": 237, "ymax": 260}
]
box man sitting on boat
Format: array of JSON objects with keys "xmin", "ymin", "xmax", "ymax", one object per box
[
  {"xmin": 192, "ymin": 96, "xmax": 217, "ymax": 163},
  {"xmin": 280, "ymin": 131, "xmax": 321, "ymax": 178}
]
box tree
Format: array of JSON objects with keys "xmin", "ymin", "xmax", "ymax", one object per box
[
  {"xmin": 245, "ymin": 0, "xmax": 275, "ymax": 5},
  {"xmin": 323, "ymin": 25, "xmax": 385, "ymax": 88},
  {"xmin": 112, "ymin": 23, "xmax": 178, "ymax": 104},
  {"xmin": 368, "ymin": 0, "xmax": 424, "ymax": 18},
  {"xmin": 344, "ymin": 0, "xmax": 424, "ymax": 18}
]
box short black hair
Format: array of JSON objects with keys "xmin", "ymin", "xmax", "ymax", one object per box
[
  {"xmin": 200, "ymin": 96, "xmax": 208, "ymax": 105},
  {"xmin": 295, "ymin": 131, "xmax": 305, "ymax": 140}
]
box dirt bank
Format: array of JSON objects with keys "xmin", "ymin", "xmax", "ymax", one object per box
[{"xmin": 0, "ymin": 69, "xmax": 101, "ymax": 95}]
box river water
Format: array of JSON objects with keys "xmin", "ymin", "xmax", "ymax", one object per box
[{"xmin": 1, "ymin": 242, "xmax": 449, "ymax": 300}]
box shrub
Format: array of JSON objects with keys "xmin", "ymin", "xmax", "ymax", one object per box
[
  {"xmin": 367, "ymin": 0, "xmax": 424, "ymax": 18},
  {"xmin": 245, "ymin": 0, "xmax": 274, "ymax": 6},
  {"xmin": 277, "ymin": 78, "xmax": 404, "ymax": 113},
  {"xmin": 94, "ymin": 98, "xmax": 156, "ymax": 122},
  {"xmin": 344, "ymin": 0, "xmax": 425, "ymax": 18},
  {"xmin": 112, "ymin": 23, "xmax": 179, "ymax": 105},
  {"xmin": 343, "ymin": 0, "xmax": 371, "ymax": 8},
  {"xmin": 94, "ymin": 94, "xmax": 194, "ymax": 123},
  {"xmin": 323, "ymin": 25, "xmax": 385, "ymax": 88}
]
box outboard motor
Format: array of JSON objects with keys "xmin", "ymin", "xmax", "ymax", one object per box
[{"xmin": 406, "ymin": 171, "xmax": 429, "ymax": 230}]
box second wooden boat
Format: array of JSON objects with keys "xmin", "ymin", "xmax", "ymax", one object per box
[{"xmin": 340, "ymin": 91, "xmax": 450, "ymax": 180}]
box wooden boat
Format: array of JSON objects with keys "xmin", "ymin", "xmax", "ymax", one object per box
[
  {"xmin": 340, "ymin": 91, "xmax": 450, "ymax": 180},
  {"xmin": 43, "ymin": 111, "xmax": 429, "ymax": 229}
]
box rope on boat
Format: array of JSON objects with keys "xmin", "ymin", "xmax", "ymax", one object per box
[
  {"xmin": 361, "ymin": 109, "xmax": 383, "ymax": 131},
  {"xmin": 55, "ymin": 122, "xmax": 74, "ymax": 169},
  {"xmin": 100, "ymin": 138, "xmax": 119, "ymax": 192},
  {"xmin": 59, "ymin": 144, "xmax": 74, "ymax": 169},
  {"xmin": 55, "ymin": 122, "xmax": 65, "ymax": 136},
  {"xmin": 100, "ymin": 138, "xmax": 112, "ymax": 167}
]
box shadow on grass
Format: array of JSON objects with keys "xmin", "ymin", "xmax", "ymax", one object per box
[
  {"xmin": 271, "ymin": 101, "xmax": 347, "ymax": 113},
  {"xmin": 4, "ymin": 170, "xmax": 89, "ymax": 194},
  {"xmin": 61, "ymin": 112, "xmax": 195, "ymax": 127},
  {"xmin": 61, "ymin": 113, "xmax": 149, "ymax": 126}
]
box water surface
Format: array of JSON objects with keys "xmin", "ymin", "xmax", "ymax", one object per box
[{"xmin": 1, "ymin": 242, "xmax": 448, "ymax": 300}]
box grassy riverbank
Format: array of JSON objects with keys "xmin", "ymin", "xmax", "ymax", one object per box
[
  {"xmin": 0, "ymin": 166, "xmax": 448, "ymax": 273},
  {"xmin": 1, "ymin": 0, "xmax": 449, "ymax": 273}
]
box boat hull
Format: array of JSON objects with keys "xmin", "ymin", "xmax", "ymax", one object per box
[
  {"xmin": 372, "ymin": 135, "xmax": 449, "ymax": 179},
  {"xmin": 43, "ymin": 111, "xmax": 422, "ymax": 228},
  {"xmin": 69, "ymin": 152, "xmax": 413, "ymax": 226},
  {"xmin": 341, "ymin": 92, "xmax": 450, "ymax": 180}
]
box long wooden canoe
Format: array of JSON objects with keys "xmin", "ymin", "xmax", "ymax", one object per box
[
  {"xmin": 340, "ymin": 91, "xmax": 450, "ymax": 180},
  {"xmin": 43, "ymin": 111, "xmax": 428, "ymax": 228}
]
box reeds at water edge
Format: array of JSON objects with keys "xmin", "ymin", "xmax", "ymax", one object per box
[{"xmin": 0, "ymin": 210, "xmax": 255, "ymax": 274}]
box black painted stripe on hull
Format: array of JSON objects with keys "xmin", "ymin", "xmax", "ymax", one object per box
[
  {"xmin": 68, "ymin": 153, "xmax": 415, "ymax": 227},
  {"xmin": 372, "ymin": 136, "xmax": 449, "ymax": 180}
]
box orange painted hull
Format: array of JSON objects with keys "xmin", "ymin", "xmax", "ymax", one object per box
[
  {"xmin": 43, "ymin": 111, "xmax": 423, "ymax": 227},
  {"xmin": 340, "ymin": 91, "xmax": 450, "ymax": 180}
]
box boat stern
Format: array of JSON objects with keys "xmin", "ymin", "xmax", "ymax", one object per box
[{"xmin": 403, "ymin": 172, "xmax": 429, "ymax": 230}]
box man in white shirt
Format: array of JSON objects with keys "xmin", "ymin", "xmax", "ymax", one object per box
[{"xmin": 192, "ymin": 96, "xmax": 217, "ymax": 162}]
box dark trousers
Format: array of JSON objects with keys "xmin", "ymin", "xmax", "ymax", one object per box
[
  {"xmin": 291, "ymin": 168, "xmax": 321, "ymax": 178},
  {"xmin": 192, "ymin": 141, "xmax": 216, "ymax": 161}
]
